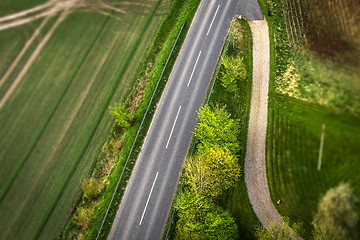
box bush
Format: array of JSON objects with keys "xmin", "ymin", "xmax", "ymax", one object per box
[
  {"xmin": 109, "ymin": 103, "xmax": 131, "ymax": 130},
  {"xmin": 175, "ymin": 191, "xmax": 238, "ymax": 240},
  {"xmin": 186, "ymin": 146, "xmax": 240, "ymax": 199},
  {"xmin": 220, "ymin": 55, "xmax": 246, "ymax": 93},
  {"xmin": 74, "ymin": 207, "xmax": 93, "ymax": 230},
  {"xmin": 82, "ymin": 177, "xmax": 101, "ymax": 201}
]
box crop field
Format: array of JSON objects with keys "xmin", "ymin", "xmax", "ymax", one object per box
[
  {"xmin": 0, "ymin": 0, "xmax": 171, "ymax": 239},
  {"xmin": 259, "ymin": 0, "xmax": 360, "ymax": 238}
]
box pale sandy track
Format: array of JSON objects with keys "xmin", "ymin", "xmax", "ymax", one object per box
[
  {"xmin": 244, "ymin": 20, "xmax": 283, "ymax": 227},
  {"xmin": 0, "ymin": 1, "xmax": 55, "ymax": 23},
  {"xmin": 0, "ymin": 0, "xmax": 128, "ymax": 32}
]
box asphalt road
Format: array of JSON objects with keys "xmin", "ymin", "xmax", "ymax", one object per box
[{"xmin": 108, "ymin": 0, "xmax": 263, "ymax": 239}]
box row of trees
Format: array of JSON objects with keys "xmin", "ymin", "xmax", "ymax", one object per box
[{"xmin": 175, "ymin": 105, "xmax": 241, "ymax": 239}]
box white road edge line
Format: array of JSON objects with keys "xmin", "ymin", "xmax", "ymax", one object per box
[
  {"xmin": 165, "ymin": 105, "xmax": 182, "ymax": 149},
  {"xmin": 206, "ymin": 4, "xmax": 220, "ymax": 36},
  {"xmin": 187, "ymin": 51, "xmax": 202, "ymax": 87},
  {"xmin": 139, "ymin": 171, "xmax": 159, "ymax": 226}
]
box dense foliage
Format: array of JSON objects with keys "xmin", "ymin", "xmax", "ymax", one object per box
[
  {"xmin": 176, "ymin": 192, "xmax": 238, "ymax": 240},
  {"xmin": 186, "ymin": 146, "xmax": 240, "ymax": 199},
  {"xmin": 195, "ymin": 104, "xmax": 240, "ymax": 154},
  {"xmin": 220, "ymin": 55, "xmax": 246, "ymax": 93}
]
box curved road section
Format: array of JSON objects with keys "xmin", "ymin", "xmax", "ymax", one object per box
[
  {"xmin": 244, "ymin": 20, "xmax": 283, "ymax": 227},
  {"xmin": 108, "ymin": 0, "xmax": 242, "ymax": 239}
]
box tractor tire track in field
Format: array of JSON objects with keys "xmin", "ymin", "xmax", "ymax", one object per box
[
  {"xmin": 0, "ymin": 16, "xmax": 50, "ymax": 90},
  {"xmin": 0, "ymin": 8, "xmax": 111, "ymax": 202},
  {"xmin": 0, "ymin": 12, "xmax": 67, "ymax": 108},
  {"xmin": 3, "ymin": 23, "xmax": 123, "ymax": 236},
  {"xmin": 244, "ymin": 20, "xmax": 283, "ymax": 227},
  {"xmin": 0, "ymin": 1, "xmax": 55, "ymax": 23},
  {"xmin": 0, "ymin": 0, "xmax": 133, "ymax": 32}
]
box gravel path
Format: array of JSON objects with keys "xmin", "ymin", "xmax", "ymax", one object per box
[{"xmin": 244, "ymin": 20, "xmax": 283, "ymax": 228}]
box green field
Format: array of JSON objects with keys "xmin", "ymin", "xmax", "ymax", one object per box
[
  {"xmin": 0, "ymin": 0, "xmax": 171, "ymax": 239},
  {"xmin": 259, "ymin": 0, "xmax": 360, "ymax": 238}
]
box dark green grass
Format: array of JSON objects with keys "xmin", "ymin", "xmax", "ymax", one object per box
[
  {"xmin": 0, "ymin": 1, "xmax": 171, "ymax": 239},
  {"xmin": 266, "ymin": 94, "xmax": 360, "ymax": 239}
]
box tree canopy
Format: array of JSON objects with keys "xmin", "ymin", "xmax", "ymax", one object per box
[
  {"xmin": 220, "ymin": 54, "xmax": 247, "ymax": 93},
  {"xmin": 312, "ymin": 183, "xmax": 358, "ymax": 240},
  {"xmin": 176, "ymin": 191, "xmax": 238, "ymax": 240},
  {"xmin": 186, "ymin": 146, "xmax": 240, "ymax": 199},
  {"xmin": 195, "ymin": 104, "xmax": 240, "ymax": 154}
]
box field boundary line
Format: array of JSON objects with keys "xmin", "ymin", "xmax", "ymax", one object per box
[
  {"xmin": 32, "ymin": 1, "xmax": 166, "ymax": 239},
  {"xmin": 0, "ymin": 12, "xmax": 67, "ymax": 108},
  {"xmin": 95, "ymin": 19, "xmax": 186, "ymax": 240}
]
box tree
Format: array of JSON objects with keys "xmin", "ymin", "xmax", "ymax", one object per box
[
  {"xmin": 228, "ymin": 19, "xmax": 243, "ymax": 49},
  {"xmin": 312, "ymin": 183, "xmax": 358, "ymax": 240},
  {"xmin": 220, "ymin": 55, "xmax": 247, "ymax": 93},
  {"xmin": 82, "ymin": 177, "xmax": 101, "ymax": 201},
  {"xmin": 186, "ymin": 146, "xmax": 241, "ymax": 199},
  {"xmin": 109, "ymin": 103, "xmax": 131, "ymax": 130},
  {"xmin": 195, "ymin": 104, "xmax": 240, "ymax": 154},
  {"xmin": 176, "ymin": 191, "xmax": 238, "ymax": 240}
]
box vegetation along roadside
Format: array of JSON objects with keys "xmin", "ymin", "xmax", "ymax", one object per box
[
  {"xmin": 61, "ymin": 0, "xmax": 202, "ymax": 239},
  {"xmin": 165, "ymin": 18, "xmax": 261, "ymax": 240}
]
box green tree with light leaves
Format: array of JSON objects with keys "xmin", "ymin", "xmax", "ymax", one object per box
[
  {"xmin": 220, "ymin": 54, "xmax": 246, "ymax": 93},
  {"xmin": 175, "ymin": 191, "xmax": 238, "ymax": 240},
  {"xmin": 186, "ymin": 146, "xmax": 240, "ymax": 199},
  {"xmin": 195, "ymin": 104, "xmax": 240, "ymax": 154}
]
